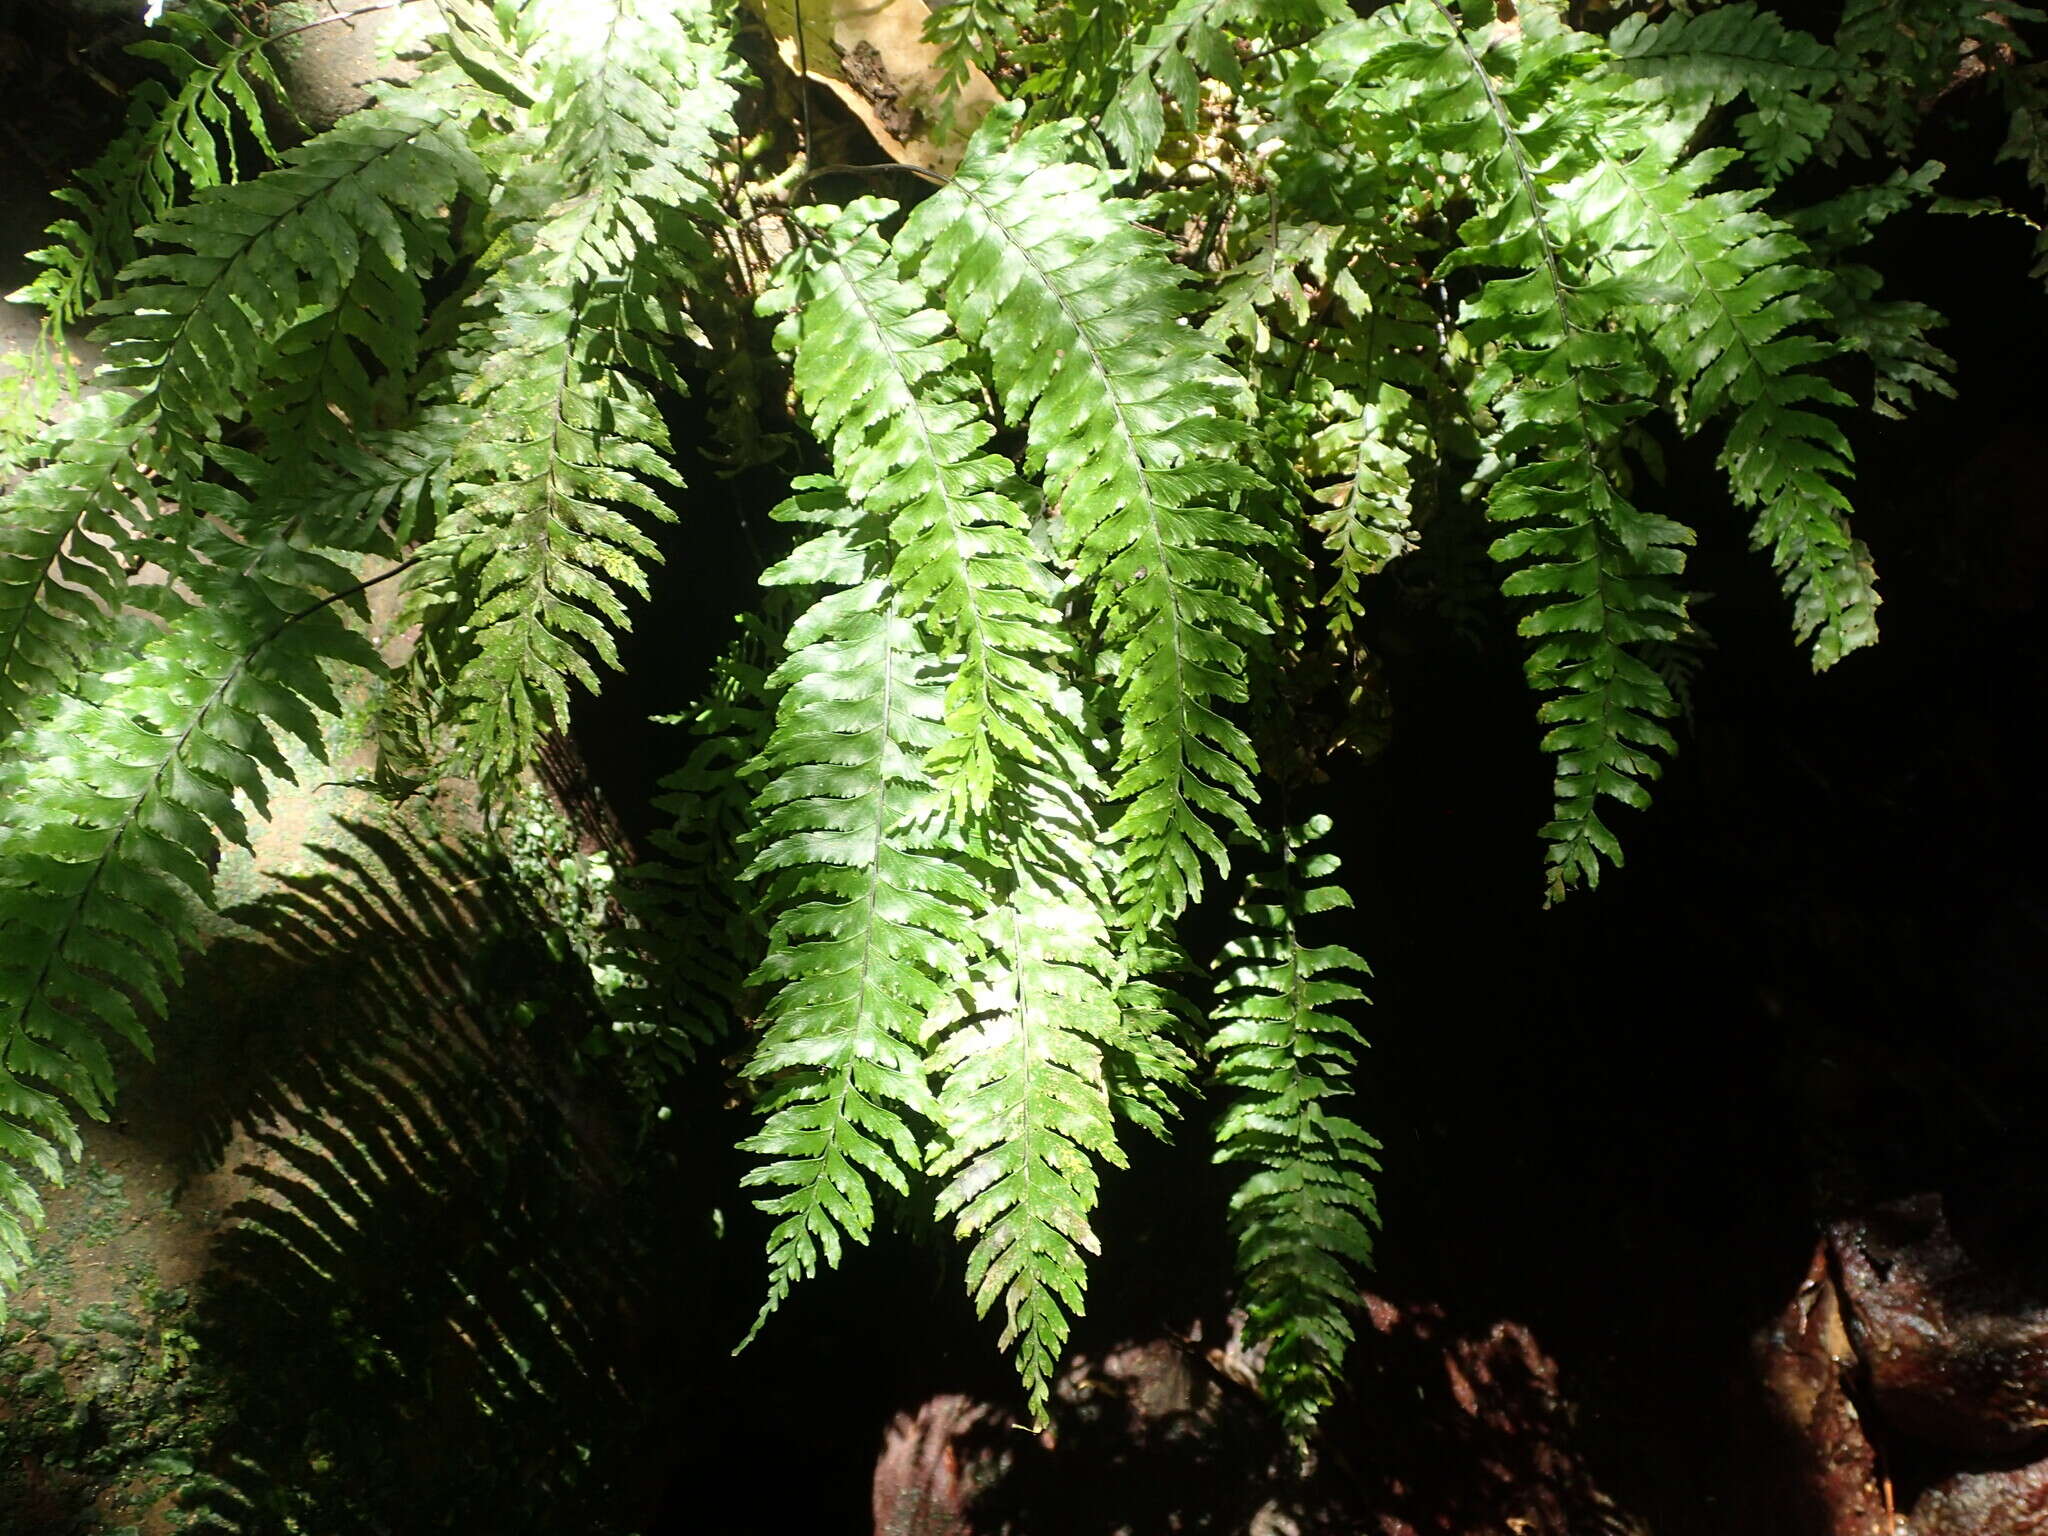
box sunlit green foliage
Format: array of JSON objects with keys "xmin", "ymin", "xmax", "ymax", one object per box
[{"xmin": 1, "ymin": 0, "xmax": 2029, "ymax": 1437}]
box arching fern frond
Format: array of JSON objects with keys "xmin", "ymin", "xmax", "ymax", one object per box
[
  {"xmin": 1209, "ymin": 814, "xmax": 1378, "ymax": 1443},
  {"xmin": 1330, "ymin": 2, "xmax": 1691, "ymax": 897},
  {"xmin": 899, "ymin": 107, "xmax": 1272, "ymax": 933},
  {"xmin": 736, "ymin": 481, "xmax": 982, "ymax": 1343},
  {"xmin": 1582, "ymin": 121, "xmax": 1881, "ymax": 666},
  {"xmin": 414, "ymin": 258, "xmax": 682, "ymax": 786},
  {"xmin": 409, "ymin": 0, "xmax": 737, "ymax": 784}
]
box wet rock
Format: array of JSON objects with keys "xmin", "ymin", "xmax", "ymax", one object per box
[{"xmin": 1833, "ymin": 1194, "xmax": 2048, "ymax": 1459}]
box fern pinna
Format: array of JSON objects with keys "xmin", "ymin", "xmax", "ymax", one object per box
[{"xmin": 0, "ymin": 0, "xmax": 1997, "ymax": 1438}]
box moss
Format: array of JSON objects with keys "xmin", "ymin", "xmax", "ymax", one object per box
[{"xmin": 78, "ymin": 1306, "xmax": 145, "ymax": 1342}]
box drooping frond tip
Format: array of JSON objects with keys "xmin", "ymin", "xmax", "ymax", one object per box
[{"xmin": 1209, "ymin": 814, "xmax": 1379, "ymax": 1442}]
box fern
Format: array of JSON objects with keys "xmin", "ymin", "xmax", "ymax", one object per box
[
  {"xmin": 409, "ymin": 0, "xmax": 737, "ymax": 783},
  {"xmin": 735, "ymin": 480, "xmax": 983, "ymax": 1340},
  {"xmin": 1580, "ymin": 118, "xmax": 1881, "ymax": 666},
  {"xmin": 95, "ymin": 70, "xmax": 486, "ymax": 477},
  {"xmin": 900, "ymin": 107, "xmax": 1273, "ymax": 931},
  {"xmin": 1098, "ymin": 0, "xmax": 1241, "ymax": 170},
  {"xmin": 13, "ymin": 0, "xmax": 285, "ymax": 337},
  {"xmin": 1316, "ymin": 3, "xmax": 1692, "ymax": 896},
  {"xmin": 0, "ymin": 393, "xmax": 157, "ymax": 739},
  {"xmin": 608, "ymin": 615, "xmax": 781, "ymax": 1063},
  {"xmin": 1827, "ymin": 0, "xmax": 2042, "ymax": 162},
  {"xmin": 927, "ymin": 847, "xmax": 1126, "ymax": 1421},
  {"xmin": 1609, "ymin": 2, "xmax": 1840, "ymax": 180},
  {"xmin": 1788, "ymin": 166, "xmax": 1959, "ymax": 419},
  {"xmin": 1210, "ymin": 814, "xmax": 1378, "ymax": 1443},
  {"xmin": 765, "ymin": 199, "xmax": 1072, "ymax": 817},
  {"xmin": 4, "ymin": 0, "xmax": 2027, "ymax": 1444}
]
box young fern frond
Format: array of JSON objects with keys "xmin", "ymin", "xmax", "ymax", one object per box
[
  {"xmin": 764, "ymin": 199, "xmax": 1070, "ymax": 817},
  {"xmin": 736, "ymin": 482, "xmax": 981, "ymax": 1343},
  {"xmin": 899, "ymin": 107, "xmax": 1272, "ymax": 932},
  {"xmin": 0, "ymin": 535, "xmax": 379, "ymax": 1309},
  {"xmin": 1209, "ymin": 814, "xmax": 1379, "ymax": 1443}
]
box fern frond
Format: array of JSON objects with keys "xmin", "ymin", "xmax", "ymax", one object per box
[
  {"xmin": 1102, "ymin": 934, "xmax": 1199, "ymax": 1142},
  {"xmin": 13, "ymin": 0, "xmax": 284, "ymax": 335},
  {"xmin": 415, "ymin": 262, "xmax": 682, "ymax": 785},
  {"xmin": 410, "ymin": 0, "xmax": 737, "ymax": 784},
  {"xmin": 925, "ymin": 0, "xmax": 1033, "ymax": 104},
  {"xmin": 1609, "ymin": 2, "xmax": 1839, "ymax": 179},
  {"xmin": 899, "ymin": 107, "xmax": 1272, "ymax": 933},
  {"xmin": 1099, "ymin": 0, "xmax": 1241, "ymax": 169},
  {"xmin": 928, "ymin": 861, "xmax": 1125, "ymax": 1422},
  {"xmin": 1787, "ymin": 166, "xmax": 1957, "ymax": 419},
  {"xmin": 1332, "ymin": 2, "xmax": 1689, "ymax": 896},
  {"xmin": 0, "ymin": 394, "xmax": 157, "ymax": 741},
  {"xmin": 0, "ymin": 534, "xmax": 379, "ymax": 1306},
  {"xmin": 95, "ymin": 72, "xmax": 486, "ymax": 477},
  {"xmin": 736, "ymin": 482, "xmax": 982, "ymax": 1342},
  {"xmin": 1210, "ymin": 814, "xmax": 1378, "ymax": 1442},
  {"xmin": 1271, "ymin": 238, "xmax": 1443, "ymax": 635},
  {"xmin": 1827, "ymin": 0, "xmax": 2040, "ymax": 161},
  {"xmin": 611, "ymin": 614, "xmax": 782, "ymax": 1061},
  {"xmin": 765, "ymin": 199, "xmax": 1071, "ymax": 816},
  {"xmin": 1581, "ymin": 122, "xmax": 1881, "ymax": 666}
]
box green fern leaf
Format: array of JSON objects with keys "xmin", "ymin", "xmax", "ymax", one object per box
[
  {"xmin": 0, "ymin": 394, "xmax": 157, "ymax": 740},
  {"xmin": 612, "ymin": 614, "xmax": 782, "ymax": 1060},
  {"xmin": 929, "ymin": 866, "xmax": 1126, "ymax": 1422},
  {"xmin": 1609, "ymin": 2, "xmax": 1839, "ymax": 179},
  {"xmin": 13, "ymin": 0, "xmax": 284, "ymax": 335},
  {"xmin": 736, "ymin": 482, "xmax": 982, "ymax": 1341},
  {"xmin": 1582, "ymin": 126, "xmax": 1881, "ymax": 666},
  {"xmin": 765, "ymin": 198, "xmax": 1071, "ymax": 816},
  {"xmin": 1209, "ymin": 814, "xmax": 1378, "ymax": 1442},
  {"xmin": 1328, "ymin": 2, "xmax": 1693, "ymax": 897},
  {"xmin": 410, "ymin": 0, "xmax": 737, "ymax": 783},
  {"xmin": 899, "ymin": 106, "xmax": 1272, "ymax": 933},
  {"xmin": 96, "ymin": 73, "xmax": 487, "ymax": 477},
  {"xmin": 415, "ymin": 261, "xmax": 682, "ymax": 785}
]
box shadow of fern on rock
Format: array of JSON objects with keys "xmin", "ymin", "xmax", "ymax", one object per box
[{"xmin": 141, "ymin": 818, "xmax": 684, "ymax": 1534}]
